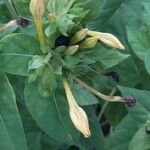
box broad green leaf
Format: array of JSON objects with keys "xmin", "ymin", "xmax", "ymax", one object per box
[
  {"xmin": 14, "ymin": 0, "xmax": 31, "ymax": 19},
  {"xmin": 85, "ymin": 44, "xmax": 130, "ymax": 70},
  {"xmin": 113, "ymin": 57, "xmax": 141, "ymax": 87},
  {"xmin": 41, "ymin": 134, "xmax": 63, "ymax": 150},
  {"xmin": 144, "ymin": 50, "xmax": 150, "ymax": 75},
  {"xmin": 0, "ymin": 33, "xmax": 41, "ymax": 75},
  {"xmin": 47, "ymin": 0, "xmax": 69, "ymax": 14},
  {"xmin": 38, "ymin": 66, "xmax": 57, "ymax": 97},
  {"xmin": 26, "ymin": 132, "xmax": 41, "ymax": 150},
  {"xmin": 129, "ymin": 126, "xmax": 150, "ymax": 150},
  {"xmin": 0, "ymin": 114, "xmax": 15, "ymax": 150},
  {"xmin": 88, "ymin": 0, "xmax": 125, "ymax": 29},
  {"xmin": 106, "ymin": 114, "xmax": 139, "ymax": 150},
  {"xmin": 84, "ymin": 0, "xmax": 105, "ymax": 21},
  {"xmin": 79, "ymin": 107, "xmax": 106, "ymax": 150},
  {"xmin": 0, "ymin": 3, "xmax": 11, "ymax": 23},
  {"xmin": 127, "ymin": 26, "xmax": 150, "ymax": 60},
  {"xmin": 104, "ymin": 102, "xmax": 127, "ymax": 126},
  {"xmin": 18, "ymin": 102, "xmax": 40, "ymax": 133},
  {"xmin": 118, "ymin": 86, "xmax": 150, "ymax": 124},
  {"xmin": 141, "ymin": 2, "xmax": 150, "ymax": 32},
  {"xmin": 29, "ymin": 55, "xmax": 45, "ymax": 70},
  {"xmin": 98, "ymin": 0, "xmax": 142, "ymax": 44},
  {"xmin": 72, "ymin": 84, "xmax": 98, "ymax": 105},
  {"xmin": 0, "ymin": 74, "xmax": 28, "ymax": 150},
  {"xmin": 24, "ymin": 81, "xmax": 80, "ymax": 144}
]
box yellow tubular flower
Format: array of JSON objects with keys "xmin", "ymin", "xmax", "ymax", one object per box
[
  {"xmin": 87, "ymin": 30, "xmax": 125, "ymax": 50},
  {"xmin": 63, "ymin": 78, "xmax": 91, "ymax": 138},
  {"xmin": 29, "ymin": 0, "xmax": 45, "ymax": 44}
]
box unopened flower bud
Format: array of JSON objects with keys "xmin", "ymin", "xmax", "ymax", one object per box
[
  {"xmin": 79, "ymin": 37, "xmax": 98, "ymax": 49},
  {"xmin": 29, "ymin": 0, "xmax": 45, "ymax": 44},
  {"xmin": 17, "ymin": 18, "xmax": 29, "ymax": 27},
  {"xmin": 48, "ymin": 13, "xmax": 56, "ymax": 22},
  {"xmin": 64, "ymin": 45, "xmax": 79, "ymax": 55},
  {"xmin": 124, "ymin": 96, "xmax": 136, "ymax": 107},
  {"xmin": 0, "ymin": 19, "xmax": 18, "ymax": 33},
  {"xmin": 71, "ymin": 28, "xmax": 88, "ymax": 44},
  {"xmin": 87, "ymin": 30, "xmax": 125, "ymax": 50},
  {"xmin": 63, "ymin": 78, "xmax": 91, "ymax": 138},
  {"xmin": 29, "ymin": 0, "xmax": 45, "ymax": 19}
]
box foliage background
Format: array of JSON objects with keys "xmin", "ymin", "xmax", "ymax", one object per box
[{"xmin": 0, "ymin": 0, "xmax": 150, "ymax": 150}]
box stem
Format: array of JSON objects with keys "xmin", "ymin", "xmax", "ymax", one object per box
[
  {"xmin": 5, "ymin": 0, "xmax": 18, "ymax": 18},
  {"xmin": 74, "ymin": 77, "xmax": 124, "ymax": 103},
  {"xmin": 98, "ymin": 87, "xmax": 117, "ymax": 121}
]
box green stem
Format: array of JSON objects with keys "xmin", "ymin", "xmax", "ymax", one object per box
[{"xmin": 5, "ymin": 0, "xmax": 18, "ymax": 18}]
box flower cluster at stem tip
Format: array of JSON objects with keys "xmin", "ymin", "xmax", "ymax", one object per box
[{"xmin": 28, "ymin": 0, "xmax": 137, "ymax": 138}]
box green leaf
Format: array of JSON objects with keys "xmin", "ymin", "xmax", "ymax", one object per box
[
  {"xmin": 46, "ymin": 0, "xmax": 87, "ymax": 35},
  {"xmin": 144, "ymin": 50, "xmax": 150, "ymax": 75},
  {"xmin": 0, "ymin": 3, "xmax": 11, "ymax": 23},
  {"xmin": 79, "ymin": 107, "xmax": 106, "ymax": 150},
  {"xmin": 118, "ymin": 86, "xmax": 150, "ymax": 124},
  {"xmin": 38, "ymin": 66, "xmax": 57, "ymax": 97},
  {"xmin": 106, "ymin": 114, "xmax": 139, "ymax": 150},
  {"xmin": 0, "ymin": 74, "xmax": 28, "ymax": 150},
  {"xmin": 127, "ymin": 26, "xmax": 150, "ymax": 60},
  {"xmin": 72, "ymin": 84, "xmax": 98, "ymax": 105},
  {"xmin": 0, "ymin": 114, "xmax": 15, "ymax": 150},
  {"xmin": 86, "ymin": 44, "xmax": 130, "ymax": 70},
  {"xmin": 24, "ymin": 81, "xmax": 80, "ymax": 144},
  {"xmin": 26, "ymin": 132, "xmax": 41, "ymax": 150},
  {"xmin": 85, "ymin": 0, "xmax": 105, "ymax": 21},
  {"xmin": 29, "ymin": 55, "xmax": 45, "ymax": 70},
  {"xmin": 129, "ymin": 126, "xmax": 150, "ymax": 150},
  {"xmin": 88, "ymin": 0, "xmax": 125, "ymax": 29},
  {"xmin": 0, "ymin": 33, "xmax": 41, "ymax": 75},
  {"xmin": 113, "ymin": 57, "xmax": 141, "ymax": 87},
  {"xmin": 104, "ymin": 102, "xmax": 127, "ymax": 126},
  {"xmin": 47, "ymin": 0, "xmax": 68, "ymax": 14},
  {"xmin": 14, "ymin": 0, "xmax": 31, "ymax": 19}
]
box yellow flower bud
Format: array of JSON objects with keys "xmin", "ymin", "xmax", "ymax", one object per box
[
  {"xmin": 48, "ymin": 13, "xmax": 56, "ymax": 22},
  {"xmin": 64, "ymin": 45, "xmax": 79, "ymax": 55},
  {"xmin": 79, "ymin": 37, "xmax": 98, "ymax": 49},
  {"xmin": 29, "ymin": 0, "xmax": 45, "ymax": 44},
  {"xmin": 71, "ymin": 28, "xmax": 88, "ymax": 44},
  {"xmin": 87, "ymin": 30, "xmax": 125, "ymax": 50},
  {"xmin": 63, "ymin": 78, "xmax": 91, "ymax": 138},
  {"xmin": 29, "ymin": 0, "xmax": 45, "ymax": 20}
]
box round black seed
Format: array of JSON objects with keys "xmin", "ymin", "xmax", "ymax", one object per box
[
  {"xmin": 145, "ymin": 126, "xmax": 150, "ymax": 134},
  {"xmin": 124, "ymin": 96, "xmax": 136, "ymax": 107},
  {"xmin": 17, "ymin": 18, "xmax": 29, "ymax": 27},
  {"xmin": 103, "ymin": 71, "xmax": 119, "ymax": 83},
  {"xmin": 55, "ymin": 35, "xmax": 70, "ymax": 47}
]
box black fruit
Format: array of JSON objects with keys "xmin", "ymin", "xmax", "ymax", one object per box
[{"xmin": 55, "ymin": 35, "xmax": 70, "ymax": 47}]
